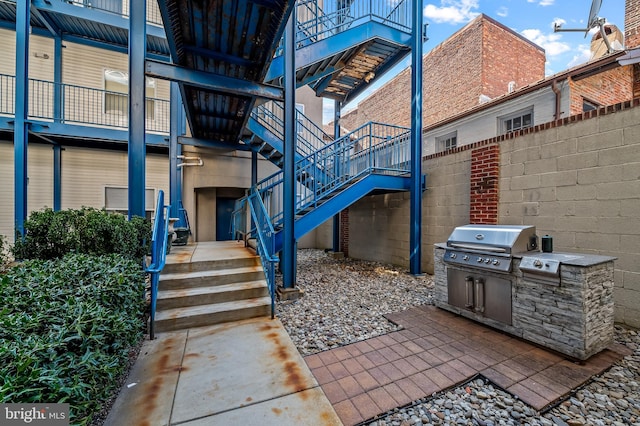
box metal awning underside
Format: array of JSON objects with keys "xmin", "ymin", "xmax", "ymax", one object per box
[
  {"xmin": 157, "ymin": 0, "xmax": 293, "ymax": 143},
  {"xmin": 0, "ymin": 0, "xmax": 169, "ymax": 58}
]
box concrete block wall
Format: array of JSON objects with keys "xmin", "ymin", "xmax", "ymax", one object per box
[{"xmin": 348, "ymin": 101, "xmax": 640, "ymax": 327}]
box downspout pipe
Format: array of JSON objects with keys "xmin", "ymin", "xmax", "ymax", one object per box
[{"xmin": 552, "ymin": 80, "xmax": 561, "ymax": 120}]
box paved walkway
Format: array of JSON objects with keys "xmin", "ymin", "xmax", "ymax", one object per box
[
  {"xmin": 104, "ymin": 317, "xmax": 341, "ymax": 426},
  {"xmin": 305, "ymin": 305, "xmax": 632, "ymax": 425}
]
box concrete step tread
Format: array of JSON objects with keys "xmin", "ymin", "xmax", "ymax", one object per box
[
  {"xmin": 160, "ymin": 265, "xmax": 264, "ymax": 282},
  {"xmin": 155, "ymin": 297, "xmax": 271, "ymax": 322},
  {"xmin": 157, "ymin": 280, "xmax": 268, "ymax": 300}
]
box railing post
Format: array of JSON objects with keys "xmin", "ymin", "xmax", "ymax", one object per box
[
  {"xmin": 332, "ymin": 100, "xmax": 341, "ymax": 252},
  {"xmin": 410, "ymin": 0, "xmax": 424, "ymax": 275},
  {"xmin": 53, "ymin": 36, "xmax": 62, "ymax": 123}
]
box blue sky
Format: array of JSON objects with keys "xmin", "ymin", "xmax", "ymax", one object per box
[{"xmin": 323, "ymin": 0, "xmax": 625, "ymax": 123}]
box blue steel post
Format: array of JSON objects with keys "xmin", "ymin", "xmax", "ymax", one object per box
[
  {"xmin": 282, "ymin": 10, "xmax": 296, "ymax": 288},
  {"xmin": 410, "ymin": 0, "xmax": 424, "ymax": 275},
  {"xmin": 128, "ymin": 0, "xmax": 147, "ymax": 219},
  {"xmin": 53, "ymin": 145, "xmax": 62, "ymax": 211},
  {"xmin": 169, "ymin": 82, "xmax": 180, "ymax": 220},
  {"xmin": 53, "ymin": 36, "xmax": 62, "ymax": 123},
  {"xmin": 332, "ymin": 100, "xmax": 341, "ymax": 252},
  {"xmin": 14, "ymin": 0, "xmax": 30, "ymax": 240}
]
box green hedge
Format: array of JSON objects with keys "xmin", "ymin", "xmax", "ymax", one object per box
[
  {"xmin": 13, "ymin": 208, "xmax": 151, "ymax": 261},
  {"xmin": 0, "ymin": 254, "xmax": 146, "ymax": 425}
]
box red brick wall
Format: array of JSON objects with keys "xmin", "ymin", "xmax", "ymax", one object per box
[
  {"xmin": 481, "ymin": 18, "xmax": 546, "ymax": 98},
  {"xmin": 470, "ymin": 144, "xmax": 500, "ymax": 224},
  {"xmin": 338, "ymin": 15, "xmax": 545, "ymax": 130},
  {"xmin": 568, "ymin": 67, "xmax": 634, "ymax": 115},
  {"xmin": 340, "ymin": 208, "xmax": 349, "ymax": 256},
  {"xmin": 626, "ymin": 0, "xmax": 640, "ymax": 49}
]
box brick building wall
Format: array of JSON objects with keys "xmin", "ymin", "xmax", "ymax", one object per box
[
  {"xmin": 470, "ymin": 144, "xmax": 500, "ymax": 224},
  {"xmin": 569, "ymin": 67, "xmax": 634, "ymax": 115},
  {"xmin": 338, "ymin": 15, "xmax": 545, "ymax": 130},
  {"xmin": 626, "ymin": 0, "xmax": 640, "ymax": 48}
]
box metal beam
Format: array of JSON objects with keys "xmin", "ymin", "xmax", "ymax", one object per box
[
  {"xmin": 282, "ymin": 10, "xmax": 296, "ymax": 288},
  {"xmin": 146, "ymin": 60, "xmax": 284, "ymax": 101},
  {"xmin": 53, "ymin": 36, "xmax": 62, "ymax": 123},
  {"xmin": 409, "ymin": 0, "xmax": 424, "ymax": 275},
  {"xmin": 332, "ymin": 100, "xmax": 341, "ymax": 253},
  {"xmin": 128, "ymin": 0, "xmax": 146, "ymax": 219},
  {"xmin": 53, "ymin": 145, "xmax": 62, "ymax": 211},
  {"xmin": 14, "ymin": 0, "xmax": 30, "ymax": 241},
  {"xmin": 169, "ymin": 82, "xmax": 180, "ymax": 221},
  {"xmin": 178, "ymin": 136, "xmax": 251, "ymax": 151}
]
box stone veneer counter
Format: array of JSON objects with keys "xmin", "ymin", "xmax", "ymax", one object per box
[{"xmin": 434, "ymin": 245, "xmax": 616, "ymax": 360}]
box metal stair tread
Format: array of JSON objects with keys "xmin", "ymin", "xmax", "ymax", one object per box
[
  {"xmin": 160, "ymin": 265, "xmax": 264, "ymax": 282},
  {"xmin": 157, "ymin": 280, "xmax": 267, "ymax": 300},
  {"xmin": 155, "ymin": 297, "xmax": 271, "ymax": 321}
]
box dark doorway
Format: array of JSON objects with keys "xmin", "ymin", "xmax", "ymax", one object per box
[{"xmin": 216, "ymin": 197, "xmax": 236, "ymax": 241}]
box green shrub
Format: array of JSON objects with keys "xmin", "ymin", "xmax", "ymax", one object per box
[
  {"xmin": 13, "ymin": 208, "xmax": 151, "ymax": 261},
  {"xmin": 0, "ymin": 253, "xmax": 146, "ymax": 425},
  {"xmin": 0, "ymin": 235, "xmax": 10, "ymax": 272}
]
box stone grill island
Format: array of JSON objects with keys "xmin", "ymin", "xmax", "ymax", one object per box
[{"xmin": 435, "ymin": 232, "xmax": 616, "ymax": 360}]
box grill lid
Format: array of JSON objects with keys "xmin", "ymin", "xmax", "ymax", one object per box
[{"xmin": 446, "ymin": 225, "xmax": 537, "ymax": 254}]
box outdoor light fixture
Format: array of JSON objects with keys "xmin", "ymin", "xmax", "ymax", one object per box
[{"xmin": 364, "ymin": 72, "xmax": 375, "ymax": 83}]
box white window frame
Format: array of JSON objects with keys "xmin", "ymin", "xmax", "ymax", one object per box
[
  {"xmin": 436, "ymin": 131, "xmax": 457, "ymax": 153},
  {"xmin": 103, "ymin": 69, "xmax": 157, "ymax": 120},
  {"xmin": 295, "ymin": 103, "xmax": 305, "ymax": 135},
  {"xmin": 499, "ymin": 108, "xmax": 533, "ymax": 134},
  {"xmin": 104, "ymin": 186, "xmax": 156, "ymax": 219}
]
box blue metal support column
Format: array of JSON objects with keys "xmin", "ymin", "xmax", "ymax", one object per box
[
  {"xmin": 53, "ymin": 36, "xmax": 62, "ymax": 123},
  {"xmin": 128, "ymin": 0, "xmax": 147, "ymax": 219},
  {"xmin": 282, "ymin": 10, "xmax": 297, "ymax": 289},
  {"xmin": 251, "ymin": 151, "xmax": 258, "ymax": 187},
  {"xmin": 409, "ymin": 0, "xmax": 424, "ymax": 275},
  {"xmin": 14, "ymin": 0, "xmax": 30, "ymax": 240},
  {"xmin": 53, "ymin": 145, "xmax": 62, "ymax": 211},
  {"xmin": 169, "ymin": 82, "xmax": 180, "ymax": 220},
  {"xmin": 332, "ymin": 100, "xmax": 341, "ymax": 253}
]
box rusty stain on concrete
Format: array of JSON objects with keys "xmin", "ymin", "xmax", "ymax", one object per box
[{"xmin": 271, "ymin": 407, "xmax": 283, "ymax": 415}]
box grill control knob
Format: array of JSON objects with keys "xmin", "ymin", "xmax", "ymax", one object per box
[
  {"xmin": 477, "ymin": 257, "xmax": 483, "ymax": 263},
  {"xmin": 492, "ymin": 259, "xmax": 500, "ymax": 266},
  {"xmin": 450, "ymin": 253, "xmax": 457, "ymax": 259},
  {"xmin": 533, "ymin": 259, "xmax": 543, "ymax": 268},
  {"xmin": 463, "ymin": 255, "xmax": 469, "ymax": 261},
  {"xmin": 485, "ymin": 258, "xmax": 491, "ymax": 264}
]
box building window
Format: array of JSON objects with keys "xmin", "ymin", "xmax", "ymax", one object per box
[
  {"xmin": 104, "ymin": 70, "xmax": 156, "ymax": 119},
  {"xmin": 500, "ymin": 109, "xmax": 533, "ymax": 134},
  {"xmin": 105, "ymin": 186, "xmax": 156, "ymax": 219},
  {"xmin": 436, "ymin": 132, "xmax": 457, "ymax": 152},
  {"xmin": 583, "ymin": 98, "xmax": 600, "ymax": 112}
]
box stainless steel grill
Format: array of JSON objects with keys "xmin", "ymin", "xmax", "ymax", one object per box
[{"xmin": 443, "ymin": 224, "xmax": 539, "ymax": 325}]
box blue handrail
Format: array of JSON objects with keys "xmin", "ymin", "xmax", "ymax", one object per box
[{"xmin": 145, "ymin": 190, "xmax": 171, "ymax": 340}]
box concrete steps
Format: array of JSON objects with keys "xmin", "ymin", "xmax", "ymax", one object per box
[{"xmin": 154, "ymin": 242, "xmax": 271, "ymax": 333}]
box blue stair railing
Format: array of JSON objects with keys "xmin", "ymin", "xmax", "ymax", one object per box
[
  {"xmin": 145, "ymin": 190, "xmax": 171, "ymax": 340},
  {"xmin": 274, "ymin": 0, "xmax": 411, "ymax": 57},
  {"xmin": 256, "ymin": 121, "xmax": 411, "ymax": 229}
]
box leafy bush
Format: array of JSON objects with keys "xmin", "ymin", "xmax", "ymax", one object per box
[
  {"xmin": 0, "ymin": 253, "xmax": 146, "ymax": 425},
  {"xmin": 13, "ymin": 208, "xmax": 151, "ymax": 261},
  {"xmin": 0, "ymin": 234, "xmax": 11, "ymax": 273}
]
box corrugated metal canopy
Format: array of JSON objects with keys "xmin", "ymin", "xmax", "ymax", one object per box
[{"xmin": 158, "ymin": 0, "xmax": 293, "ymax": 143}]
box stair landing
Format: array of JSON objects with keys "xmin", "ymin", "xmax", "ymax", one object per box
[{"xmin": 167, "ymin": 240, "xmax": 260, "ymax": 271}]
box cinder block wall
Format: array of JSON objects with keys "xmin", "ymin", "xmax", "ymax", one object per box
[{"xmin": 348, "ymin": 102, "xmax": 640, "ymax": 327}]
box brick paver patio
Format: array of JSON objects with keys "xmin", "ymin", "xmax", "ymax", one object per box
[{"xmin": 304, "ymin": 305, "xmax": 632, "ymax": 425}]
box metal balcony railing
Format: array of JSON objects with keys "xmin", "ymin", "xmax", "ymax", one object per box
[
  {"xmin": 0, "ymin": 74, "xmax": 170, "ymax": 134},
  {"xmin": 48, "ymin": 0, "xmax": 164, "ymax": 26},
  {"xmin": 276, "ymin": 0, "xmax": 411, "ymax": 57}
]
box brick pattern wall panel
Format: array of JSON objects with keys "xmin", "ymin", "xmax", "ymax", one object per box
[
  {"xmin": 470, "ymin": 144, "xmax": 500, "ymax": 224},
  {"xmin": 626, "ymin": 0, "xmax": 640, "ymax": 49}
]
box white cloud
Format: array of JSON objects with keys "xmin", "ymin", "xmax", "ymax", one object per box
[
  {"xmin": 527, "ymin": 0, "xmax": 555, "ymax": 5},
  {"xmin": 521, "ymin": 28, "xmax": 571, "ymax": 56},
  {"xmin": 496, "ymin": 6, "xmax": 508, "ymax": 18},
  {"xmin": 567, "ymin": 44, "xmax": 592, "ymax": 68},
  {"xmin": 423, "ymin": 0, "xmax": 479, "ymax": 24}
]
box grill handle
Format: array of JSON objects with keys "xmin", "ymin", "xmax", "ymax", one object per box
[
  {"xmin": 465, "ymin": 276, "xmax": 474, "ymax": 309},
  {"xmin": 449, "ymin": 243, "xmax": 507, "ymax": 253},
  {"xmin": 474, "ymin": 278, "xmax": 485, "ymax": 313}
]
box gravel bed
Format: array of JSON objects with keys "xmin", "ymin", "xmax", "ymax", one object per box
[
  {"xmin": 276, "ymin": 249, "xmax": 434, "ymax": 356},
  {"xmin": 277, "ymin": 250, "xmax": 640, "ymax": 426}
]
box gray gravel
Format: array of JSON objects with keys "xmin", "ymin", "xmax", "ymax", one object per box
[{"xmin": 277, "ymin": 249, "xmax": 640, "ymax": 426}]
